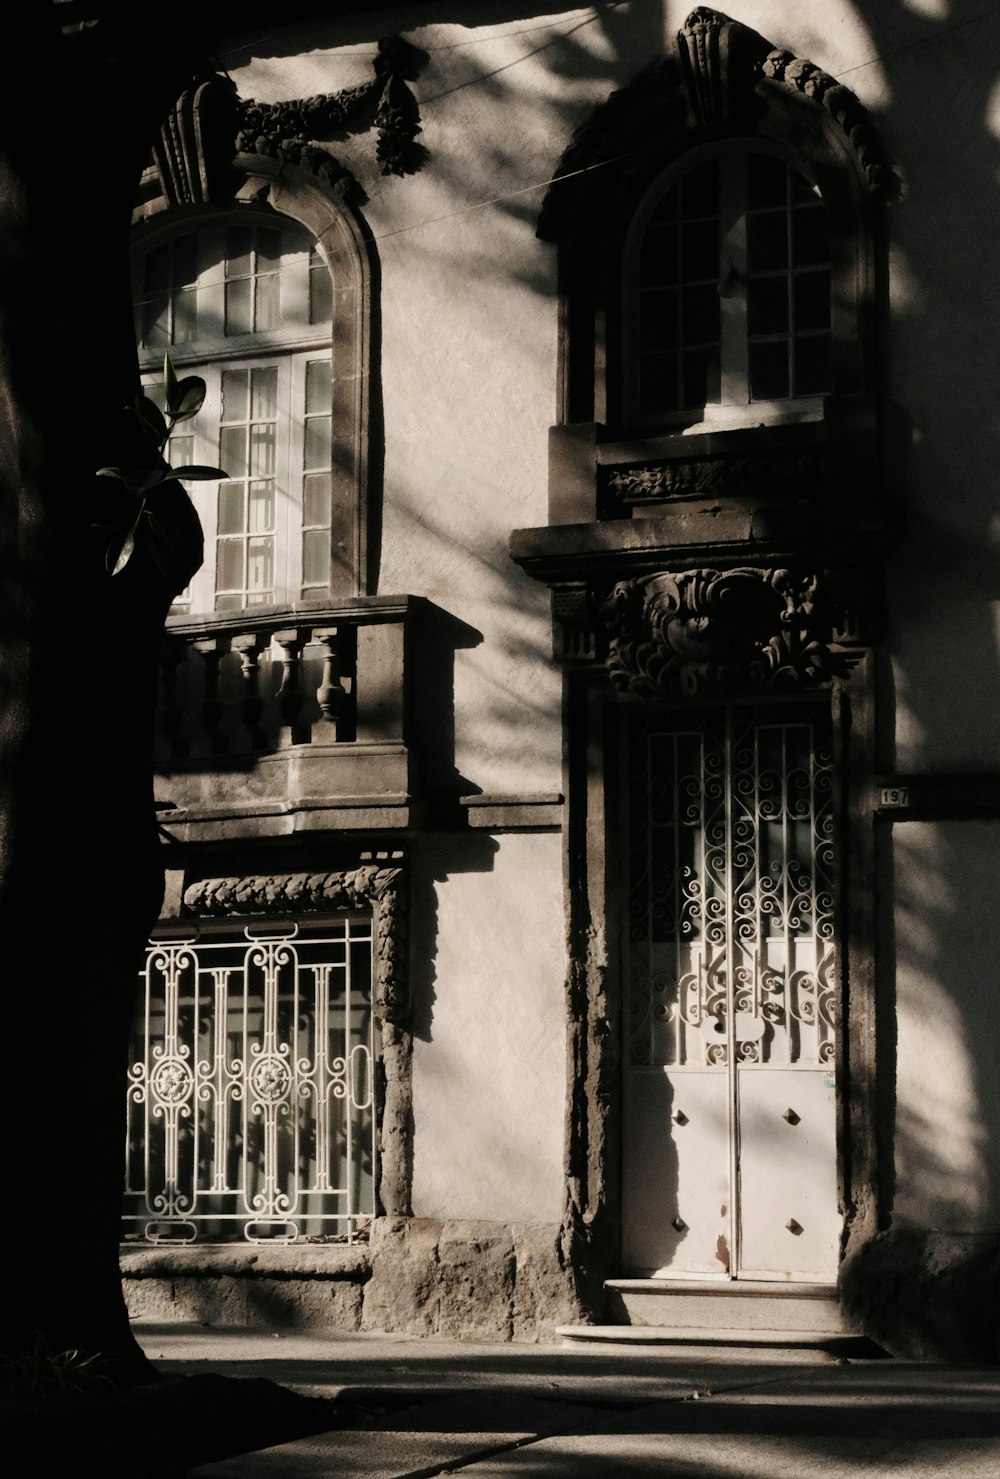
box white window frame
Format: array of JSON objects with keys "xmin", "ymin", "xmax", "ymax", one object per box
[
  {"xmin": 135, "ymin": 209, "xmax": 335, "ymax": 615},
  {"xmin": 622, "ymin": 140, "xmax": 829, "ymax": 435}
]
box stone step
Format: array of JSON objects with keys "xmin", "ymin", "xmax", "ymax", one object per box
[
  {"xmin": 556, "ymin": 1323, "xmax": 864, "ymax": 1351},
  {"xmin": 605, "ymin": 1279, "xmax": 853, "ymax": 1335}
]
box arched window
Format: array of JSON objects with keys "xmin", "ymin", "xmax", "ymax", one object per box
[
  {"xmin": 627, "ymin": 146, "xmax": 832, "ymax": 425},
  {"xmin": 133, "ymin": 209, "xmax": 339, "ymax": 612}
]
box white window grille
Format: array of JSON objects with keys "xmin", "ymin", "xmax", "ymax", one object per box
[{"xmin": 123, "ymin": 920, "xmax": 375, "ymax": 1244}]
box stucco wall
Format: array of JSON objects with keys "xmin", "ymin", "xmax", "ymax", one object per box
[
  {"xmin": 893, "ymin": 821, "xmax": 1000, "ymax": 1233},
  {"xmin": 409, "ymin": 830, "xmax": 567, "ymax": 1224}
]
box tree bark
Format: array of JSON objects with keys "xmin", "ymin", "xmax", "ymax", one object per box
[{"xmin": 0, "ymin": 9, "xmax": 209, "ymax": 1377}]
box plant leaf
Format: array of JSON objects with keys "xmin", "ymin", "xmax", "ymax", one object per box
[
  {"xmin": 161, "ymin": 465, "xmax": 227, "ymax": 482},
  {"xmin": 171, "ymin": 376, "xmax": 206, "ymax": 421},
  {"xmin": 111, "ymin": 528, "xmax": 136, "ymax": 575},
  {"xmin": 134, "ymin": 393, "xmax": 168, "ymax": 447},
  {"xmin": 96, "ymin": 466, "xmax": 125, "ymax": 479}
]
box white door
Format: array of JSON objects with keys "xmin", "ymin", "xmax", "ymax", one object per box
[{"xmin": 621, "ymin": 702, "xmax": 839, "ymax": 1281}]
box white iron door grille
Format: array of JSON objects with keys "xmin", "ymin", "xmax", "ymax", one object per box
[
  {"xmin": 622, "ymin": 700, "xmax": 838, "ymax": 1281},
  {"xmin": 123, "ymin": 918, "xmax": 375, "ymax": 1244}
]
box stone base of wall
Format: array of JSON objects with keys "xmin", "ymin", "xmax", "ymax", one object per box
[
  {"xmin": 840, "ymin": 1227, "xmax": 1000, "ymax": 1362},
  {"xmin": 122, "ymin": 1218, "xmax": 580, "ymax": 1342}
]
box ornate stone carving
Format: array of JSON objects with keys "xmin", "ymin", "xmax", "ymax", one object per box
[
  {"xmin": 183, "ymin": 866, "xmax": 408, "ymax": 1025},
  {"xmin": 146, "ymin": 38, "xmax": 425, "ymax": 213},
  {"xmin": 552, "ymin": 588, "xmax": 599, "ymax": 663},
  {"xmin": 602, "ymin": 567, "xmax": 844, "ymax": 696},
  {"xmin": 538, "ymin": 9, "xmax": 894, "ymax": 238},
  {"xmin": 605, "ymin": 447, "xmax": 821, "ymax": 506},
  {"xmin": 676, "ymin": 8, "xmax": 766, "ymax": 130},
  {"xmin": 151, "ymin": 71, "xmax": 241, "ymax": 208},
  {"xmin": 236, "ymin": 37, "xmax": 425, "ymax": 190},
  {"xmin": 761, "ymin": 46, "xmax": 893, "ymax": 196}
]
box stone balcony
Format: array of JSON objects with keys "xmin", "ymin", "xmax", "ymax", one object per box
[{"xmin": 153, "ymin": 596, "xmax": 419, "ymax": 840}]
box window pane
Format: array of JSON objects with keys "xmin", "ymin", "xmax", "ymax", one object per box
[
  {"xmin": 305, "ymin": 360, "xmax": 331, "ymax": 415},
  {"xmin": 226, "ymin": 228, "xmax": 253, "ymax": 277},
  {"xmin": 682, "ymin": 347, "xmax": 721, "ymax": 407},
  {"xmin": 248, "ymin": 479, "xmax": 275, "ymax": 534},
  {"xmin": 257, "ymin": 230, "xmax": 281, "ymax": 271},
  {"xmin": 217, "ymin": 482, "xmax": 245, "ymax": 534},
  {"xmin": 145, "ymin": 243, "xmax": 170, "ymax": 294},
  {"xmin": 793, "ymin": 334, "xmax": 831, "ymax": 396},
  {"xmin": 639, "ymin": 224, "xmax": 677, "ymax": 287},
  {"xmin": 793, "ymin": 272, "xmax": 831, "ymax": 334},
  {"xmin": 792, "ymin": 206, "xmax": 831, "ymax": 268},
  {"xmin": 255, "ymin": 271, "xmax": 279, "ymax": 331},
  {"xmin": 221, "ymin": 369, "xmax": 249, "ymax": 424},
  {"xmin": 681, "ymin": 218, "xmax": 719, "ymax": 280},
  {"xmin": 309, "ymin": 250, "xmax": 333, "ymax": 324},
  {"xmin": 305, "ymin": 416, "xmax": 332, "ymax": 472},
  {"xmin": 247, "ymin": 536, "xmax": 274, "ymax": 598},
  {"xmin": 680, "ymin": 160, "xmax": 719, "ymax": 217},
  {"xmin": 648, "ymin": 183, "xmax": 678, "ymax": 225},
  {"xmin": 173, "ymin": 286, "xmax": 198, "ymax": 344},
  {"xmin": 252, "ymin": 367, "xmax": 278, "ymax": 421},
  {"xmin": 143, "ymin": 296, "xmax": 170, "ymax": 349},
  {"xmin": 747, "ymin": 213, "xmax": 788, "ymax": 272},
  {"xmin": 303, "ymin": 472, "xmax": 332, "ymax": 528},
  {"xmin": 680, "ymin": 284, "xmax": 719, "ymax": 347},
  {"xmin": 220, "ymin": 427, "xmax": 248, "ymax": 480},
  {"xmin": 639, "ymin": 290, "xmax": 678, "ymax": 351},
  {"xmin": 749, "ymin": 340, "xmax": 790, "ymax": 400},
  {"xmin": 639, "ymin": 354, "xmax": 677, "ymax": 414},
  {"xmin": 748, "ymin": 277, "xmax": 789, "ymax": 336},
  {"xmin": 250, "ymin": 423, "xmax": 276, "ymax": 479},
  {"xmin": 225, "ymin": 277, "xmax": 252, "ymax": 336},
  {"xmin": 174, "ymin": 234, "xmax": 198, "ymax": 287},
  {"xmin": 302, "ymin": 528, "xmax": 330, "ymax": 588},
  {"xmin": 747, "ymin": 154, "xmax": 787, "ymax": 209},
  {"xmin": 216, "ymin": 536, "xmax": 244, "ymax": 593}
]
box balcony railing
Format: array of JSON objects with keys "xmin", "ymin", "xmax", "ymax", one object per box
[{"xmin": 155, "ymin": 598, "xmax": 413, "ymax": 762}]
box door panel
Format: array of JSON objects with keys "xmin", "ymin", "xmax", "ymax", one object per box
[
  {"xmin": 737, "ymin": 1067, "xmax": 839, "ymax": 1278},
  {"xmin": 624, "ymin": 1067, "xmax": 729, "ymax": 1276},
  {"xmin": 621, "ymin": 700, "xmax": 838, "ymax": 1281}
]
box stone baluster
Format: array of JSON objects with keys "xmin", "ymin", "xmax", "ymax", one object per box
[
  {"xmin": 231, "ymin": 631, "xmax": 268, "ymax": 751},
  {"xmin": 272, "ymin": 627, "xmax": 309, "ymax": 745},
  {"xmin": 193, "ymin": 635, "xmax": 228, "ymax": 754},
  {"xmin": 157, "ymin": 635, "xmax": 190, "ymax": 759},
  {"xmin": 312, "ymin": 626, "xmax": 353, "ymax": 741}
]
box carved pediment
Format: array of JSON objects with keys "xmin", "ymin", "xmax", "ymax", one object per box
[
  {"xmin": 538, "ymin": 8, "xmax": 895, "ymax": 239},
  {"xmin": 601, "ymin": 566, "xmax": 846, "ymax": 697},
  {"xmin": 141, "ymin": 37, "xmax": 426, "ymax": 215}
]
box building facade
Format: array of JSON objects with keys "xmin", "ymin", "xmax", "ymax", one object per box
[{"xmin": 120, "ymin": 2, "xmax": 1000, "ymax": 1360}]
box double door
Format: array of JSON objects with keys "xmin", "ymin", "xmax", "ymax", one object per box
[{"xmin": 621, "ymin": 701, "xmax": 839, "ymax": 1281}]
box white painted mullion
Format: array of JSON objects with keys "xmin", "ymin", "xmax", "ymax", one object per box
[
  {"xmin": 282, "ymin": 354, "xmax": 304, "ymax": 601},
  {"xmin": 719, "ymin": 149, "xmax": 749, "ymax": 407}
]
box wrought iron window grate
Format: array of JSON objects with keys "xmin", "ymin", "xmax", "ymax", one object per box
[
  {"xmin": 123, "ymin": 920, "xmax": 374, "ymax": 1244},
  {"xmin": 626, "ymin": 702, "xmax": 835, "ymax": 1071}
]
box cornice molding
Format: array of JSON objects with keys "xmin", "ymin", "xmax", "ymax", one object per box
[{"xmin": 183, "ymin": 866, "xmax": 408, "ymax": 1025}]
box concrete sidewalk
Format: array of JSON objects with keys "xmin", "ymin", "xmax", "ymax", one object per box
[{"xmin": 134, "ymin": 1324, "xmax": 1000, "ymax": 1477}]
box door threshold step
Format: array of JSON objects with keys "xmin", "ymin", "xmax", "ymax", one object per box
[
  {"xmin": 556, "ymin": 1324, "xmax": 865, "ymax": 1350},
  {"xmin": 604, "ymin": 1279, "xmax": 852, "ymax": 1335},
  {"xmin": 607, "ymin": 1279, "xmax": 838, "ymax": 1299}
]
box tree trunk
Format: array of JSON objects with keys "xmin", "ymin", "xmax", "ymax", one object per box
[{"xmin": 0, "ymin": 11, "xmax": 208, "ymax": 1377}]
